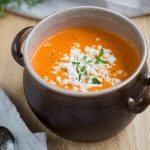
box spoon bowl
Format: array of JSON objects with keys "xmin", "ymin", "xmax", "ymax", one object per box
[{"xmin": 0, "ymin": 126, "xmax": 17, "ymax": 150}]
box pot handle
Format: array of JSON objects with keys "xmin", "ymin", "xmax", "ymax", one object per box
[
  {"xmin": 11, "ymin": 26, "xmax": 33, "ymax": 66},
  {"xmin": 127, "ymin": 74, "xmax": 150, "ymax": 113}
]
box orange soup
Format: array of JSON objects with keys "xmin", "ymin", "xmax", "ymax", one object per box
[{"xmin": 31, "ymin": 27, "xmax": 140, "ymax": 92}]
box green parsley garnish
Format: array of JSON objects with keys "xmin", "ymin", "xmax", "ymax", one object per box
[
  {"xmin": 99, "ymin": 59, "xmax": 109, "ymax": 64},
  {"xmin": 83, "ymin": 55, "xmax": 92, "ymax": 63},
  {"xmin": 72, "ymin": 62, "xmax": 76, "ymax": 65},
  {"xmin": 77, "ymin": 66, "xmax": 87, "ymax": 81},
  {"xmin": 95, "ymin": 56, "xmax": 101, "ymax": 64},
  {"xmin": 92, "ymin": 78, "xmax": 101, "ymax": 84},
  {"xmin": 72, "ymin": 61, "xmax": 80, "ymax": 65},
  {"xmin": 99, "ymin": 48, "xmax": 104, "ymax": 57},
  {"xmin": 83, "ymin": 56, "xmax": 87, "ymax": 61},
  {"xmin": 72, "ymin": 47, "xmax": 109, "ymax": 82},
  {"xmin": 72, "ymin": 61, "xmax": 83, "ymax": 80},
  {"xmin": 77, "ymin": 62, "xmax": 80, "ymax": 65},
  {"xmin": 81, "ymin": 66, "xmax": 86, "ymax": 73},
  {"xmin": 76, "ymin": 65, "xmax": 80, "ymax": 73},
  {"xmin": 73, "ymin": 62, "xmax": 87, "ymax": 81},
  {"xmin": 79, "ymin": 73, "xmax": 82, "ymax": 81},
  {"xmin": 87, "ymin": 60, "xmax": 92, "ymax": 63},
  {"xmin": 95, "ymin": 48, "xmax": 109, "ymax": 64}
]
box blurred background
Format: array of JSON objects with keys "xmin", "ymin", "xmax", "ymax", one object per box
[{"xmin": 0, "ymin": 0, "xmax": 150, "ymax": 19}]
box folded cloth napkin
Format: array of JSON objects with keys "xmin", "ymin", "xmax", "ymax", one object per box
[
  {"xmin": 6, "ymin": 0, "xmax": 150, "ymax": 20},
  {"xmin": 0, "ymin": 90, "xmax": 47, "ymax": 150}
]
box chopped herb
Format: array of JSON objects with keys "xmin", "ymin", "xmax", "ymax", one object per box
[
  {"xmin": 95, "ymin": 55, "xmax": 100, "ymax": 64},
  {"xmin": 83, "ymin": 55, "xmax": 92, "ymax": 63},
  {"xmin": 81, "ymin": 66, "xmax": 86, "ymax": 73},
  {"xmin": 95, "ymin": 60, "xmax": 99, "ymax": 64},
  {"xmin": 99, "ymin": 59, "xmax": 109, "ymax": 64},
  {"xmin": 72, "ymin": 62, "xmax": 76, "ymax": 65},
  {"xmin": 76, "ymin": 65, "xmax": 80, "ymax": 73},
  {"xmin": 87, "ymin": 60, "xmax": 92, "ymax": 63},
  {"xmin": 95, "ymin": 55, "xmax": 108, "ymax": 64},
  {"xmin": 95, "ymin": 55, "xmax": 100, "ymax": 60},
  {"xmin": 79, "ymin": 73, "xmax": 82, "ymax": 81},
  {"xmin": 87, "ymin": 74, "xmax": 92, "ymax": 80},
  {"xmin": 83, "ymin": 56, "xmax": 87, "ymax": 61},
  {"xmin": 95, "ymin": 47, "xmax": 109, "ymax": 64},
  {"xmin": 92, "ymin": 78, "xmax": 101, "ymax": 84},
  {"xmin": 99, "ymin": 48, "xmax": 104, "ymax": 57},
  {"xmin": 75, "ymin": 65, "xmax": 87, "ymax": 81},
  {"xmin": 72, "ymin": 61, "xmax": 80, "ymax": 65},
  {"xmin": 77, "ymin": 62, "xmax": 80, "ymax": 65}
]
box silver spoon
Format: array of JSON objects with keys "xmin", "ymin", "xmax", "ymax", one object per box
[{"xmin": 0, "ymin": 126, "xmax": 17, "ymax": 150}]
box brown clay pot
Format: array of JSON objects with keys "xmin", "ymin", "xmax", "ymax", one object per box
[{"xmin": 11, "ymin": 7, "xmax": 150, "ymax": 142}]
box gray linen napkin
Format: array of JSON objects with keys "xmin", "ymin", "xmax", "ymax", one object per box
[
  {"xmin": 0, "ymin": 90, "xmax": 47, "ymax": 150},
  {"xmin": 6, "ymin": 0, "xmax": 150, "ymax": 20}
]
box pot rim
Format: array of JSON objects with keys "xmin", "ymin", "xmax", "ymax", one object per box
[{"xmin": 24, "ymin": 6, "xmax": 147, "ymax": 98}]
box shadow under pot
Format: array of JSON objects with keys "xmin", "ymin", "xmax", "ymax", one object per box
[{"xmin": 11, "ymin": 7, "xmax": 150, "ymax": 142}]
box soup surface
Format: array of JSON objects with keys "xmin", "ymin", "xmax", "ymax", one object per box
[{"xmin": 31, "ymin": 27, "xmax": 140, "ymax": 92}]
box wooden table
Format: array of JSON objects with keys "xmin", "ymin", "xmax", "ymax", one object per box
[{"xmin": 0, "ymin": 13, "xmax": 150, "ymax": 150}]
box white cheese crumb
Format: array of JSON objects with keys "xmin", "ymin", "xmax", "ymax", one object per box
[
  {"xmin": 72, "ymin": 86, "xmax": 78, "ymax": 91},
  {"xmin": 50, "ymin": 71, "xmax": 57, "ymax": 74},
  {"xmin": 74, "ymin": 42, "xmax": 80, "ymax": 48},
  {"xmin": 123, "ymin": 72, "xmax": 128, "ymax": 77},
  {"xmin": 92, "ymin": 45, "xmax": 96, "ymax": 48},
  {"xmin": 49, "ymin": 80, "xmax": 56, "ymax": 85},
  {"xmin": 95, "ymin": 37, "xmax": 100, "ymax": 41},
  {"xmin": 65, "ymin": 86, "xmax": 68, "ymax": 89},
  {"xmin": 61, "ymin": 79, "xmax": 69, "ymax": 85},
  {"xmin": 62, "ymin": 72, "xmax": 68, "ymax": 76},
  {"xmin": 97, "ymin": 45, "xmax": 102, "ymax": 49},
  {"xmin": 43, "ymin": 42, "xmax": 52, "ymax": 47},
  {"xmin": 56, "ymin": 76, "xmax": 61, "ymax": 83},
  {"xmin": 111, "ymin": 78, "xmax": 121, "ymax": 86},
  {"xmin": 52, "ymin": 66, "xmax": 60, "ymax": 72},
  {"xmin": 43, "ymin": 75, "xmax": 49, "ymax": 81},
  {"xmin": 61, "ymin": 55, "xmax": 69, "ymax": 61},
  {"xmin": 107, "ymin": 55, "xmax": 117, "ymax": 64}
]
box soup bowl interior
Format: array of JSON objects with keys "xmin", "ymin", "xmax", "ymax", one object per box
[{"xmin": 24, "ymin": 6, "xmax": 147, "ymax": 96}]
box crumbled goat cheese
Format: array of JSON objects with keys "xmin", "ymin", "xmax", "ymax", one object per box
[
  {"xmin": 73, "ymin": 86, "xmax": 78, "ymax": 91},
  {"xmin": 111, "ymin": 78, "xmax": 121, "ymax": 86},
  {"xmin": 52, "ymin": 66, "xmax": 60, "ymax": 72},
  {"xmin": 50, "ymin": 71, "xmax": 57, "ymax": 74},
  {"xmin": 74, "ymin": 42, "xmax": 80, "ymax": 48},
  {"xmin": 43, "ymin": 42, "xmax": 52, "ymax": 47},
  {"xmin": 49, "ymin": 80, "xmax": 56, "ymax": 85},
  {"xmin": 97, "ymin": 45, "xmax": 102, "ymax": 50},
  {"xmin": 61, "ymin": 55, "xmax": 69, "ymax": 61},
  {"xmin": 62, "ymin": 72, "xmax": 68, "ymax": 76},
  {"xmin": 95, "ymin": 37, "xmax": 100, "ymax": 41},
  {"xmin": 61, "ymin": 79, "xmax": 69, "ymax": 85},
  {"xmin": 49, "ymin": 42, "xmax": 127, "ymax": 91},
  {"xmin": 43, "ymin": 75, "xmax": 49, "ymax": 81},
  {"xmin": 56, "ymin": 76, "xmax": 61, "ymax": 83}
]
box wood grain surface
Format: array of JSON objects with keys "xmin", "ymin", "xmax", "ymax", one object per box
[{"xmin": 0, "ymin": 13, "xmax": 150, "ymax": 150}]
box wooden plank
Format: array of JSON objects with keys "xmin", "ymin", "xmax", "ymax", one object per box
[{"xmin": 0, "ymin": 13, "xmax": 150, "ymax": 150}]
